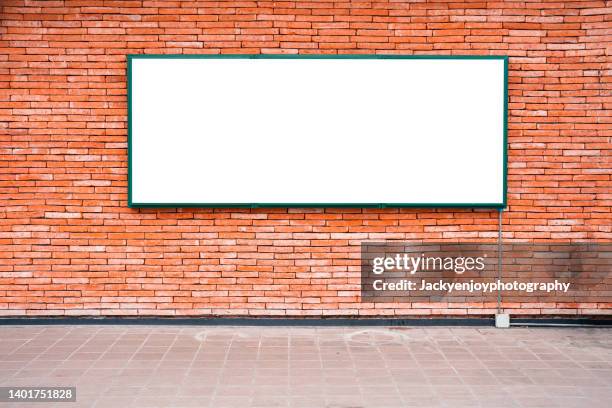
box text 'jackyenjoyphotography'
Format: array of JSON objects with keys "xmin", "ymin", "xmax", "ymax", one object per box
[
  {"xmin": 360, "ymin": 242, "xmax": 611, "ymax": 303},
  {"xmin": 373, "ymin": 279, "xmax": 571, "ymax": 294}
]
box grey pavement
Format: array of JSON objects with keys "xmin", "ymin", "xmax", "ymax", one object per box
[{"xmin": 0, "ymin": 325, "xmax": 610, "ymax": 407}]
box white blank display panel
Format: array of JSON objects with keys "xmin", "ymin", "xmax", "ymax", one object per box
[{"xmin": 129, "ymin": 56, "xmax": 506, "ymax": 207}]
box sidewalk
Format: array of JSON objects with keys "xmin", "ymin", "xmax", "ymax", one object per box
[{"xmin": 0, "ymin": 325, "xmax": 610, "ymax": 407}]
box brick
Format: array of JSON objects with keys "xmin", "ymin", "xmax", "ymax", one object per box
[{"xmin": 0, "ymin": 0, "xmax": 609, "ymax": 319}]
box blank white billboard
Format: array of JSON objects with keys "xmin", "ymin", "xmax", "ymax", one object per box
[{"xmin": 128, "ymin": 56, "xmax": 507, "ymax": 207}]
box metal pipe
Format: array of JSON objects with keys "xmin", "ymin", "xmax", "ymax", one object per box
[
  {"xmin": 497, "ymin": 209, "xmax": 503, "ymax": 314},
  {"xmin": 510, "ymin": 322, "xmax": 612, "ymax": 328}
]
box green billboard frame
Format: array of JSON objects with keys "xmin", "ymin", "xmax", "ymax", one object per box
[{"xmin": 127, "ymin": 54, "xmax": 508, "ymax": 209}]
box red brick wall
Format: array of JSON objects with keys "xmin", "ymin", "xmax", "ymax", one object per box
[{"xmin": 1, "ymin": 1, "xmax": 610, "ymax": 317}]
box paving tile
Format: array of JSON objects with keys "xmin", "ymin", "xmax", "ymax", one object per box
[{"xmin": 0, "ymin": 325, "xmax": 608, "ymax": 408}]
